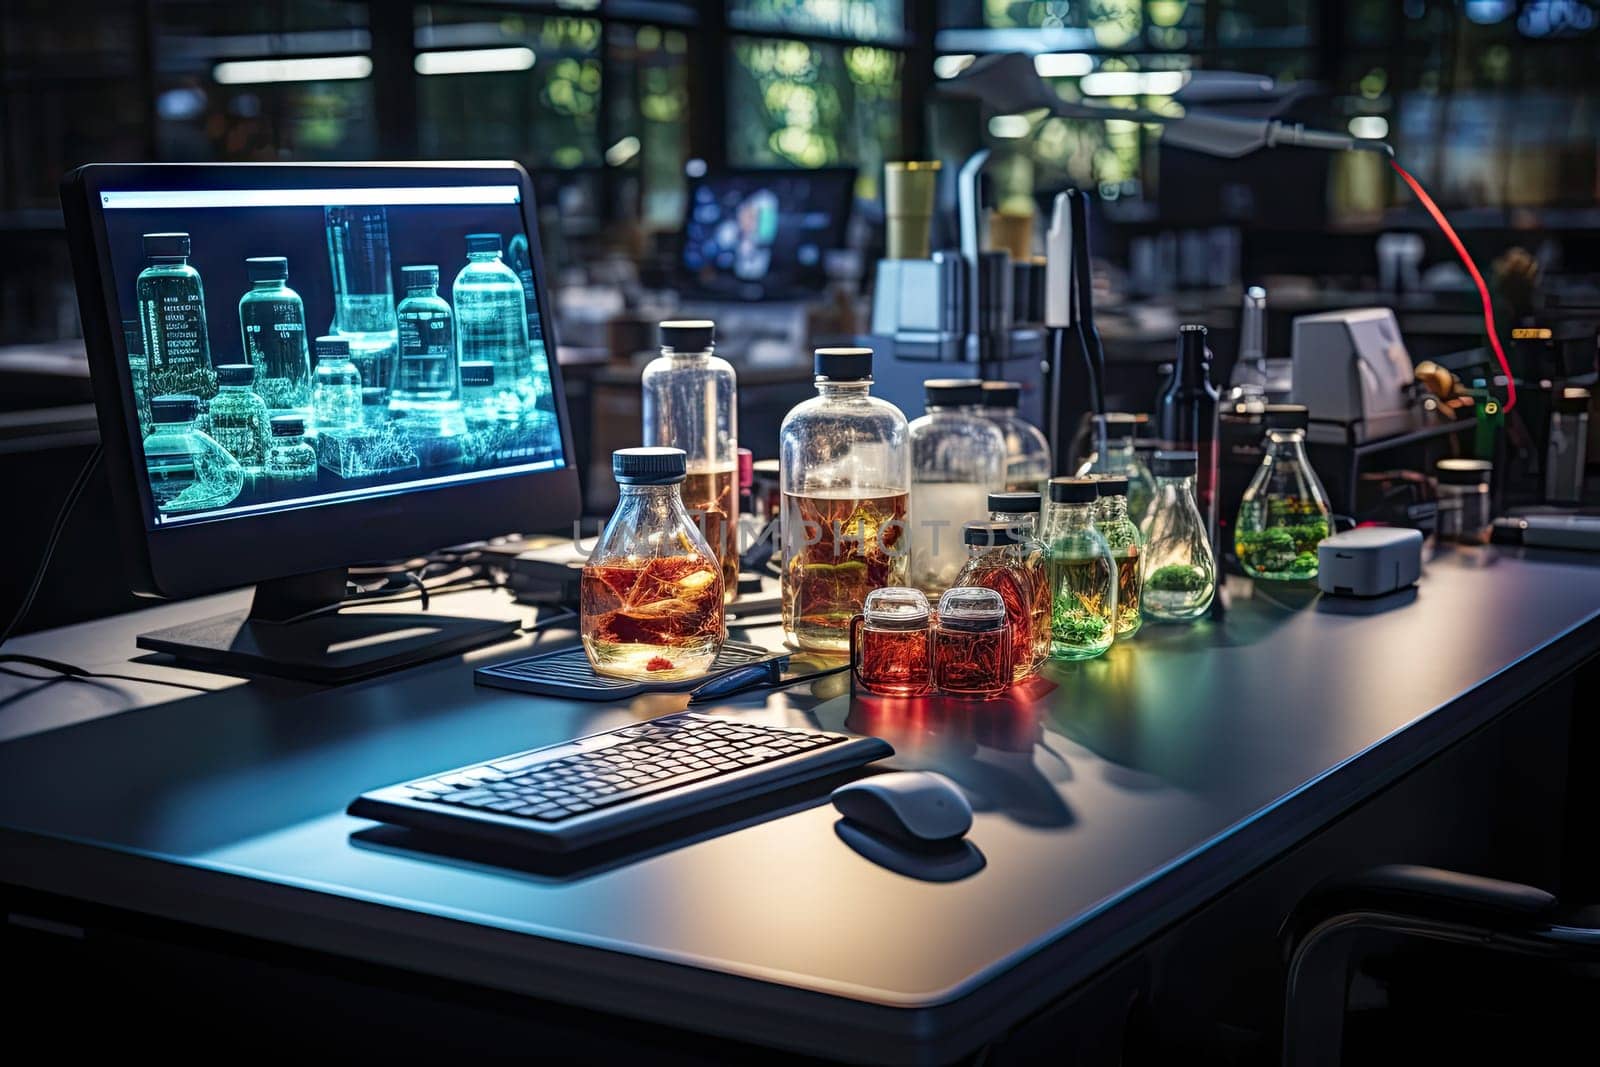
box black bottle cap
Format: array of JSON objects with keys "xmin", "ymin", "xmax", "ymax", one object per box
[
  {"xmin": 814, "ymin": 347, "xmax": 873, "ymax": 381},
  {"xmin": 150, "ymin": 394, "xmax": 200, "ymax": 423},
  {"xmin": 1556, "ymin": 386, "xmax": 1591, "ymax": 414},
  {"xmin": 245, "ymin": 256, "xmax": 289, "ymax": 282},
  {"xmin": 660, "ymin": 319, "xmax": 715, "ymax": 351},
  {"xmin": 143, "ymin": 232, "xmax": 190, "ymax": 259},
  {"xmin": 402, "ymin": 264, "xmax": 439, "ymax": 288},
  {"xmin": 988, "ymin": 491, "xmax": 1041, "ymax": 514},
  {"xmin": 1263, "ymin": 403, "xmax": 1309, "ymax": 431},
  {"xmin": 981, "ymin": 381, "xmax": 1022, "ymax": 409},
  {"xmin": 924, "ymin": 378, "xmax": 984, "ymax": 408},
  {"xmin": 1152, "ymin": 450, "xmax": 1198, "ymax": 477},
  {"xmin": 217, "ymin": 363, "xmax": 255, "ymax": 387},
  {"xmin": 1436, "ymin": 458, "xmax": 1492, "ymax": 486},
  {"xmin": 313, "ymin": 336, "xmax": 350, "ymax": 360},
  {"xmin": 1048, "ymin": 477, "xmax": 1098, "ymax": 504},
  {"xmin": 460, "ymin": 360, "xmax": 496, "ymax": 387},
  {"xmin": 270, "ymin": 414, "xmax": 306, "ymax": 437},
  {"xmin": 613, "ymin": 446, "xmax": 687, "ymax": 485},
  {"xmin": 964, "ymin": 520, "xmax": 1022, "ymax": 547},
  {"xmin": 1094, "ymin": 475, "xmax": 1130, "ymax": 497},
  {"xmin": 1177, "ymin": 323, "xmax": 1211, "ymax": 363},
  {"xmin": 466, "ymin": 232, "xmax": 502, "ymax": 255}
]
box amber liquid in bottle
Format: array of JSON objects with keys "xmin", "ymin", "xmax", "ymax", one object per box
[
  {"xmin": 1115, "ymin": 550, "xmax": 1142, "ymax": 635},
  {"xmin": 856, "ymin": 627, "xmax": 931, "ymax": 696},
  {"xmin": 682, "ymin": 466, "xmax": 739, "ymax": 603},
  {"xmin": 782, "ymin": 490, "xmax": 909, "ymax": 652},
  {"xmin": 959, "ymin": 563, "xmax": 1040, "ymax": 682},
  {"xmin": 933, "ymin": 627, "xmax": 1011, "ymax": 697},
  {"xmin": 579, "ymin": 554, "xmax": 724, "ymax": 679}
]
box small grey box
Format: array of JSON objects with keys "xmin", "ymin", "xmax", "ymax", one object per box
[{"xmin": 1317, "ymin": 526, "xmax": 1423, "ymax": 597}]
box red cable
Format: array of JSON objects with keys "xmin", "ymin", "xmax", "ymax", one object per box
[{"xmin": 1389, "ymin": 157, "xmax": 1518, "ymax": 413}]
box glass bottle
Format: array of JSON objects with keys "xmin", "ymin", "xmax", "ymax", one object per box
[
  {"xmin": 850, "ymin": 587, "xmax": 932, "ymax": 697},
  {"xmin": 1234, "ymin": 404, "xmax": 1332, "ymax": 581},
  {"xmin": 1076, "ymin": 412, "xmax": 1156, "ymax": 527},
  {"xmin": 389, "ymin": 264, "xmax": 462, "ymax": 427},
  {"xmin": 908, "ymin": 378, "xmax": 1007, "ymax": 595},
  {"xmin": 311, "ymin": 335, "xmax": 363, "ymax": 435},
  {"xmin": 955, "ymin": 521, "xmax": 1044, "ymax": 681},
  {"xmin": 122, "ymin": 319, "xmax": 151, "ymax": 434},
  {"xmin": 988, "ymin": 491, "xmax": 1050, "ymax": 670},
  {"xmin": 643, "ymin": 320, "xmax": 739, "ymax": 604},
  {"xmin": 136, "ymin": 232, "xmax": 216, "ymax": 400},
  {"xmin": 143, "ymin": 394, "xmax": 244, "ymax": 515},
  {"xmin": 1226, "ymin": 286, "xmax": 1293, "ymax": 404},
  {"xmin": 1157, "ymin": 324, "xmax": 1221, "ymax": 552},
  {"xmin": 238, "ymin": 255, "xmax": 311, "ymax": 414},
  {"xmin": 264, "ymin": 414, "xmax": 318, "ymax": 491},
  {"xmin": 1044, "ymin": 478, "xmax": 1117, "ymax": 660},
  {"xmin": 580, "ymin": 447, "xmax": 725, "ymax": 680},
  {"xmin": 207, "ymin": 363, "xmax": 271, "ymax": 470},
  {"xmin": 1142, "ymin": 451, "xmax": 1217, "ymax": 622},
  {"xmin": 460, "ymin": 360, "xmax": 513, "ymax": 464},
  {"xmin": 779, "ymin": 348, "xmax": 910, "ymax": 653},
  {"xmin": 932, "ymin": 587, "xmax": 1011, "ymax": 698},
  {"xmin": 454, "ymin": 233, "xmax": 534, "ymax": 416},
  {"xmin": 324, "ymin": 205, "xmax": 399, "ymax": 395},
  {"xmin": 980, "ymin": 380, "xmax": 1051, "ymax": 493},
  {"xmin": 1093, "ymin": 475, "xmax": 1144, "ymax": 639}
]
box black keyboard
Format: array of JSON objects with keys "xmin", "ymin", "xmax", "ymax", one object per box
[{"xmin": 348, "ymin": 714, "xmax": 893, "ymax": 852}]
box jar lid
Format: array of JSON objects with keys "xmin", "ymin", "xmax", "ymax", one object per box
[
  {"xmin": 245, "ymin": 255, "xmax": 288, "ymax": 281},
  {"xmin": 980, "ymin": 381, "xmax": 1021, "ymax": 409},
  {"xmin": 217, "ymin": 363, "xmax": 254, "ymax": 387},
  {"xmin": 1048, "ymin": 477, "xmax": 1098, "ymax": 504},
  {"xmin": 936, "ymin": 587, "xmax": 1007, "ymax": 632},
  {"xmin": 924, "ymin": 378, "xmax": 984, "ymax": 407},
  {"xmin": 613, "ymin": 446, "xmax": 687, "ymax": 485},
  {"xmin": 1436, "ymin": 458, "xmax": 1492, "ymax": 486},
  {"xmin": 814, "ymin": 347, "xmax": 873, "ymax": 380},
  {"xmin": 1556, "ymin": 386, "xmax": 1591, "ymax": 414},
  {"xmin": 142, "ymin": 232, "xmax": 190, "ymax": 258},
  {"xmin": 1097, "ymin": 412, "xmax": 1144, "ymax": 440},
  {"xmin": 864, "ymin": 586, "xmax": 930, "ymax": 629},
  {"xmin": 1152, "ymin": 450, "xmax": 1198, "ymax": 477},
  {"xmin": 465, "ymin": 232, "xmax": 502, "ymax": 255},
  {"xmin": 988, "ymin": 491, "xmax": 1040, "ymax": 514},
  {"xmin": 1094, "ymin": 474, "xmax": 1130, "ymax": 497},
  {"xmin": 660, "ymin": 319, "xmax": 715, "ymax": 350},
  {"xmin": 270, "ymin": 414, "xmax": 306, "ymax": 437},
  {"xmin": 314, "ymin": 335, "xmax": 350, "ymax": 360},
  {"xmin": 460, "ymin": 360, "xmax": 495, "ymax": 387},
  {"xmin": 1264, "ymin": 403, "xmax": 1309, "ymax": 430},
  {"xmin": 402, "ymin": 264, "xmax": 439, "ymax": 287},
  {"xmin": 150, "ymin": 394, "xmax": 200, "ymax": 423},
  {"xmin": 963, "ymin": 520, "xmax": 1023, "ymax": 547}
]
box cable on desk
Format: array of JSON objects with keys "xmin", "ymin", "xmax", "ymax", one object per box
[
  {"xmin": 0, "ymin": 655, "xmax": 213, "ymax": 693},
  {"xmin": 0, "ymin": 445, "xmax": 103, "ymax": 650}
]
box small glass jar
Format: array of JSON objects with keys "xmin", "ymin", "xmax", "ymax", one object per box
[
  {"xmin": 311, "ymin": 335, "xmax": 363, "ymax": 434},
  {"xmin": 1234, "ymin": 404, "xmax": 1332, "ymax": 580},
  {"xmin": 987, "ymin": 490, "xmax": 1042, "ymax": 538},
  {"xmin": 1435, "ymin": 458, "xmax": 1493, "ymax": 544},
  {"xmin": 143, "ymin": 394, "xmax": 245, "ymax": 515},
  {"xmin": 1076, "ymin": 412, "xmax": 1156, "ymax": 526},
  {"xmin": 1044, "ymin": 478, "xmax": 1118, "ymax": 659},
  {"xmin": 206, "ymin": 363, "xmax": 271, "ymax": 470},
  {"xmin": 1093, "ymin": 475, "xmax": 1144, "ymax": 639},
  {"xmin": 265, "ymin": 414, "xmax": 318, "ymax": 491},
  {"xmin": 933, "ymin": 587, "xmax": 1012, "ymax": 698},
  {"xmin": 954, "ymin": 521, "xmax": 1045, "ymax": 680},
  {"xmin": 908, "ymin": 378, "xmax": 1007, "ymax": 594},
  {"xmin": 850, "ymin": 587, "xmax": 932, "ymax": 697},
  {"xmin": 988, "ymin": 491, "xmax": 1050, "ymax": 666},
  {"xmin": 980, "ymin": 381, "xmax": 1052, "ymax": 493},
  {"xmin": 1141, "ymin": 451, "xmax": 1217, "ymax": 622}
]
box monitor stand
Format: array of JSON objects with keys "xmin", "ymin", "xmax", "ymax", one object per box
[{"xmin": 137, "ymin": 568, "xmax": 518, "ymax": 684}]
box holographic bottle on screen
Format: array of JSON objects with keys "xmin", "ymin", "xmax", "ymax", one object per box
[
  {"xmin": 325, "ymin": 205, "xmax": 399, "ymax": 396},
  {"xmin": 238, "ymin": 255, "xmax": 312, "ymax": 413},
  {"xmin": 137, "ymin": 232, "xmax": 216, "ymax": 400},
  {"xmin": 390, "ymin": 264, "xmax": 462, "ymax": 428},
  {"xmin": 207, "ymin": 363, "xmax": 271, "ymax": 470},
  {"xmin": 123, "ymin": 319, "xmax": 152, "ymax": 434},
  {"xmin": 454, "ymin": 233, "xmax": 534, "ymax": 415},
  {"xmin": 143, "ymin": 394, "xmax": 245, "ymax": 515},
  {"xmin": 311, "ymin": 335, "xmax": 363, "ymax": 435}
]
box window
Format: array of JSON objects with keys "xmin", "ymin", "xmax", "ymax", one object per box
[{"xmin": 607, "ymin": 23, "xmax": 691, "ymax": 228}]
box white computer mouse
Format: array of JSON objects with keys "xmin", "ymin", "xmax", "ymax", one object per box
[{"xmin": 831, "ymin": 771, "xmax": 973, "ymax": 846}]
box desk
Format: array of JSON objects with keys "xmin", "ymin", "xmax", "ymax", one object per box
[{"xmin": 2, "ymin": 549, "xmax": 1598, "ymax": 1062}]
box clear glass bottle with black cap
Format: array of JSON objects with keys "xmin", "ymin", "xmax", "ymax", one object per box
[
  {"xmin": 933, "ymin": 586, "xmax": 1012, "ymax": 697},
  {"xmin": 1234, "ymin": 404, "xmax": 1331, "ymax": 581},
  {"xmin": 206, "ymin": 363, "xmax": 271, "ymax": 469},
  {"xmin": 1093, "ymin": 475, "xmax": 1143, "ymax": 638},
  {"xmin": 643, "ymin": 320, "xmax": 739, "ymax": 604},
  {"xmin": 908, "ymin": 378, "xmax": 1007, "ymax": 595},
  {"xmin": 988, "ymin": 491, "xmax": 1049, "ymax": 664},
  {"xmin": 455, "ymin": 232, "xmax": 533, "ymax": 414},
  {"xmin": 238, "ymin": 255, "xmax": 311, "ymax": 413},
  {"xmin": 581, "ymin": 446, "xmax": 725, "ymax": 680},
  {"xmin": 980, "ymin": 380, "xmax": 1052, "ymax": 493},
  {"xmin": 137, "ymin": 232, "xmax": 216, "ymax": 401},
  {"xmin": 1157, "ymin": 324, "xmax": 1221, "ymax": 551},
  {"xmin": 311, "ymin": 335, "xmax": 363, "ymax": 435},
  {"xmin": 143, "ymin": 394, "xmax": 244, "ymax": 515},
  {"xmin": 955, "ymin": 521, "xmax": 1045, "ymax": 680},
  {"xmin": 779, "ymin": 347, "xmax": 910, "ymax": 653},
  {"xmin": 1076, "ymin": 412, "xmax": 1156, "ymax": 526},
  {"xmin": 1044, "ymin": 477, "xmax": 1117, "ymax": 659},
  {"xmin": 1142, "ymin": 450, "xmax": 1216, "ymax": 622},
  {"xmin": 264, "ymin": 414, "xmax": 317, "ymax": 490}
]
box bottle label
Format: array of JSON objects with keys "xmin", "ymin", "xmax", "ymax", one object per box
[
  {"xmin": 148, "ymin": 293, "xmax": 205, "ymax": 368},
  {"xmin": 399, "ymin": 315, "xmax": 452, "ymax": 360}
]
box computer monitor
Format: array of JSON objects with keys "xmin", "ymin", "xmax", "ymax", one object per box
[
  {"xmin": 61, "ymin": 162, "xmax": 580, "ymax": 681},
  {"xmin": 676, "ymin": 167, "xmax": 854, "ymax": 302}
]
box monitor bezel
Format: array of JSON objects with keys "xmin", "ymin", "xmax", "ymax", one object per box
[{"xmin": 62, "ymin": 161, "xmax": 581, "ymax": 601}]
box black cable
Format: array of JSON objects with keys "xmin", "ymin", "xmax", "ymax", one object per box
[
  {"xmin": 0, "ymin": 654, "xmax": 212, "ymax": 693},
  {"xmin": 0, "ymin": 445, "xmax": 102, "ymax": 649}
]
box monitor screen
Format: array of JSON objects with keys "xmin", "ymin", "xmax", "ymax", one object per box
[
  {"xmin": 98, "ymin": 181, "xmax": 565, "ymax": 529},
  {"xmin": 678, "ymin": 168, "xmax": 853, "ymax": 301}
]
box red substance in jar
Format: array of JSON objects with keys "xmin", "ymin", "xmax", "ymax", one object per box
[
  {"xmin": 645, "ymin": 656, "xmax": 674, "ymax": 672},
  {"xmin": 933, "ymin": 625, "xmax": 1012, "ymax": 698},
  {"xmin": 963, "ymin": 564, "xmax": 1039, "ymax": 682},
  {"xmin": 579, "ymin": 554, "xmax": 723, "ymax": 647},
  {"xmin": 856, "ymin": 626, "xmax": 931, "ymax": 696}
]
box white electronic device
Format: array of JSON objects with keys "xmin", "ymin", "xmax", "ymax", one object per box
[
  {"xmin": 1317, "ymin": 526, "xmax": 1423, "ymax": 598},
  {"xmin": 1291, "ymin": 307, "xmax": 1414, "ymax": 424}
]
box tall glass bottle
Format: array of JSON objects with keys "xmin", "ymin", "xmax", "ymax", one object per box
[
  {"xmin": 453, "ymin": 233, "xmax": 535, "ymax": 416},
  {"xmin": 908, "ymin": 378, "xmax": 1006, "ymax": 595},
  {"xmin": 238, "ymin": 256, "xmax": 311, "ymax": 414},
  {"xmin": 580, "ymin": 447, "xmax": 725, "ymax": 680},
  {"xmin": 1093, "ymin": 475, "xmax": 1143, "ymax": 639},
  {"xmin": 980, "ymin": 381, "xmax": 1052, "ymax": 492},
  {"xmin": 1234, "ymin": 404, "xmax": 1332, "ymax": 580},
  {"xmin": 207, "ymin": 363, "xmax": 271, "ymax": 470},
  {"xmin": 955, "ymin": 521, "xmax": 1044, "ymax": 681},
  {"xmin": 137, "ymin": 232, "xmax": 215, "ymax": 400},
  {"xmin": 780, "ymin": 348, "xmax": 910, "ymax": 653},
  {"xmin": 642, "ymin": 320, "xmax": 739, "ymax": 603},
  {"xmin": 1142, "ymin": 451, "xmax": 1216, "ymax": 622},
  {"xmin": 123, "ymin": 320, "xmax": 151, "ymax": 434},
  {"xmin": 1044, "ymin": 478, "xmax": 1117, "ymax": 660},
  {"xmin": 311, "ymin": 335, "xmax": 363, "ymax": 435},
  {"xmin": 1157, "ymin": 324, "xmax": 1221, "ymax": 552},
  {"xmin": 1076, "ymin": 412, "xmax": 1156, "ymax": 526},
  {"xmin": 143, "ymin": 394, "xmax": 244, "ymax": 515},
  {"xmin": 324, "ymin": 205, "xmax": 399, "ymax": 395},
  {"xmin": 389, "ymin": 264, "xmax": 461, "ymax": 428}
]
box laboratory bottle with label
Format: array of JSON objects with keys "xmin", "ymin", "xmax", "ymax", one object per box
[
  {"xmin": 454, "ymin": 233, "xmax": 534, "ymax": 414},
  {"xmin": 137, "ymin": 232, "xmax": 215, "ymax": 400},
  {"xmin": 143, "ymin": 394, "xmax": 244, "ymax": 515},
  {"xmin": 311, "ymin": 335, "xmax": 363, "ymax": 435},
  {"xmin": 908, "ymin": 378, "xmax": 1006, "ymax": 595},
  {"xmin": 1141, "ymin": 451, "xmax": 1216, "ymax": 622},
  {"xmin": 389, "ymin": 264, "xmax": 461, "ymax": 427},
  {"xmin": 207, "ymin": 363, "xmax": 271, "ymax": 470},
  {"xmin": 238, "ymin": 256, "xmax": 312, "ymax": 414}
]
